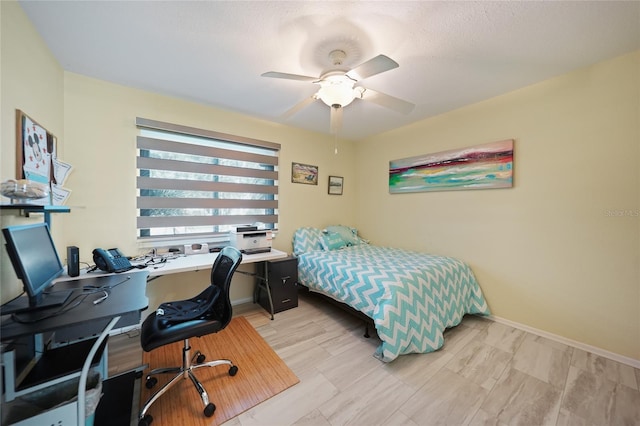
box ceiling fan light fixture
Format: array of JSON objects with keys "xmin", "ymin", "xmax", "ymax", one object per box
[{"xmin": 316, "ymin": 75, "xmax": 357, "ymax": 107}]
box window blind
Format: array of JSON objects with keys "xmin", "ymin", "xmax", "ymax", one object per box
[{"xmin": 136, "ymin": 118, "xmax": 279, "ymax": 241}]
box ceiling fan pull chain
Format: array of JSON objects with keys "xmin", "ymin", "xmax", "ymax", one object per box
[{"xmin": 330, "ymin": 105, "xmax": 342, "ymax": 154}]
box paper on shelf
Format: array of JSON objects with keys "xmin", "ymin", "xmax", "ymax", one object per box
[
  {"xmin": 52, "ymin": 184, "xmax": 72, "ymax": 206},
  {"xmin": 53, "ymin": 157, "xmax": 73, "ymax": 186}
]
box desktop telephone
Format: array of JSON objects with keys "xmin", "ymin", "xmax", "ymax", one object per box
[{"xmin": 92, "ymin": 248, "xmax": 133, "ymax": 273}]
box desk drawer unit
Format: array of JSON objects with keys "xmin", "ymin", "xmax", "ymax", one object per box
[{"xmin": 259, "ymin": 257, "xmax": 298, "ymax": 314}]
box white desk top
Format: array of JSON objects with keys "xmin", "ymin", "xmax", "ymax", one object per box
[
  {"xmin": 146, "ymin": 248, "xmax": 288, "ymax": 277},
  {"xmin": 56, "ymin": 249, "xmax": 289, "ymax": 282}
]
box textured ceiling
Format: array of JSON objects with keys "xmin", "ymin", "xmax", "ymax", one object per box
[{"xmin": 19, "ymin": 1, "xmax": 640, "ymax": 140}]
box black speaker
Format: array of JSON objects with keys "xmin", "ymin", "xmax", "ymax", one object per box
[{"xmin": 67, "ymin": 246, "xmax": 80, "ymax": 277}]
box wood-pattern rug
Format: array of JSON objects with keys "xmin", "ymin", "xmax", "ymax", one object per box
[{"xmin": 140, "ymin": 316, "xmax": 299, "ymax": 425}]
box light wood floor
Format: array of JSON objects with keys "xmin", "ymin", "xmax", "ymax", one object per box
[
  {"xmin": 229, "ymin": 292, "xmax": 640, "ymax": 426},
  {"xmin": 110, "ymin": 291, "xmax": 640, "ymax": 425}
]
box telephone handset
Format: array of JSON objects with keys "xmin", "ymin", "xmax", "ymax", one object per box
[{"xmin": 92, "ymin": 248, "xmax": 133, "ymax": 273}]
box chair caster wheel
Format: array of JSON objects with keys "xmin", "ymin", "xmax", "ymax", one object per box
[
  {"xmin": 196, "ymin": 353, "xmax": 206, "ymax": 364},
  {"xmin": 138, "ymin": 414, "xmax": 153, "ymax": 426},
  {"xmin": 204, "ymin": 402, "xmax": 216, "ymax": 417},
  {"xmin": 145, "ymin": 377, "xmax": 158, "ymax": 389},
  {"xmin": 229, "ymin": 365, "xmax": 238, "ymax": 376}
]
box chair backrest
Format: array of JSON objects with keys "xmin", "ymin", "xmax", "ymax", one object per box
[{"xmin": 209, "ymin": 246, "xmax": 243, "ymax": 328}]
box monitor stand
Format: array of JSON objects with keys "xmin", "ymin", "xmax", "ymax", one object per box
[{"xmin": 0, "ymin": 289, "xmax": 74, "ymax": 315}]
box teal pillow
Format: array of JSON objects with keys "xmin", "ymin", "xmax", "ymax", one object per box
[
  {"xmin": 293, "ymin": 227, "xmax": 325, "ymax": 255},
  {"xmin": 321, "ymin": 232, "xmax": 347, "ymax": 251},
  {"xmin": 325, "ymin": 225, "xmax": 359, "ymax": 246}
]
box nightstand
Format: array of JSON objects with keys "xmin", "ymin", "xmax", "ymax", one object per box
[{"xmin": 256, "ymin": 256, "xmax": 298, "ymax": 318}]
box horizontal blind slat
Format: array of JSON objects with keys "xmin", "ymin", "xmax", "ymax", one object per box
[
  {"xmin": 137, "ymin": 214, "xmax": 279, "ymax": 228},
  {"xmin": 136, "ymin": 156, "xmax": 278, "ymax": 180},
  {"xmin": 137, "ymin": 197, "xmax": 278, "ymax": 209},
  {"xmin": 137, "ymin": 176, "xmax": 278, "ymax": 195},
  {"xmin": 137, "ymin": 136, "xmax": 278, "ymax": 167}
]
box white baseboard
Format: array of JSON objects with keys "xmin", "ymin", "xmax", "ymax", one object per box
[
  {"xmin": 232, "ymin": 297, "xmax": 254, "ymax": 306},
  {"xmin": 488, "ymin": 315, "xmax": 640, "ymax": 369}
]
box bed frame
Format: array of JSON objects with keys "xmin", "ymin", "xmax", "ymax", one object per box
[{"xmin": 298, "ymin": 284, "xmax": 377, "ymax": 338}]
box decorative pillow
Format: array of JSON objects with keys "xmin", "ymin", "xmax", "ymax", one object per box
[
  {"xmin": 292, "ymin": 227, "xmax": 325, "ymax": 255},
  {"xmin": 320, "ymin": 232, "xmax": 348, "ymax": 251},
  {"xmin": 324, "ymin": 225, "xmax": 360, "ymax": 246}
]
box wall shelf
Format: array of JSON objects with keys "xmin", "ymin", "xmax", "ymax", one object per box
[{"xmin": 0, "ymin": 204, "xmax": 70, "ymax": 226}]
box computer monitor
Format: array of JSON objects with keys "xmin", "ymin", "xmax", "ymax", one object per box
[{"xmin": 1, "ymin": 222, "xmax": 72, "ymax": 314}]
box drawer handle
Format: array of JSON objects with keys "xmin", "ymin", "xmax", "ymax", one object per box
[
  {"xmin": 280, "ymin": 276, "xmax": 290, "ymax": 284},
  {"xmin": 282, "ymin": 298, "xmax": 291, "ymax": 303}
]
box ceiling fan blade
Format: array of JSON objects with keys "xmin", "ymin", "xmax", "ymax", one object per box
[
  {"xmin": 346, "ymin": 54, "xmax": 399, "ymax": 81},
  {"xmin": 359, "ymin": 87, "xmax": 415, "ymax": 115},
  {"xmin": 330, "ymin": 105, "xmax": 343, "ymax": 135},
  {"xmin": 282, "ymin": 95, "xmax": 317, "ymax": 119},
  {"xmin": 261, "ymin": 71, "xmax": 317, "ymax": 82}
]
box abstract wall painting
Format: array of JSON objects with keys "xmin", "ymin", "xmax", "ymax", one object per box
[{"xmin": 389, "ymin": 139, "xmax": 514, "ymax": 193}]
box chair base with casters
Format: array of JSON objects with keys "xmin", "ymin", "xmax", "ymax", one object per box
[{"xmin": 138, "ymin": 337, "xmax": 238, "ymax": 426}]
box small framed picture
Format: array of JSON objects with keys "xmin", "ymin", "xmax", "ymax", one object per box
[
  {"xmin": 292, "ymin": 162, "xmax": 318, "ymax": 185},
  {"xmin": 328, "ymin": 176, "xmax": 344, "ymax": 195}
]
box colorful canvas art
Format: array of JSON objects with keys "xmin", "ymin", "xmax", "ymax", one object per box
[{"xmin": 389, "ymin": 140, "xmax": 514, "ymax": 193}]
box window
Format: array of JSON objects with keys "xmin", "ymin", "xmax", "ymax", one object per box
[{"xmin": 136, "ymin": 118, "xmax": 279, "ymax": 242}]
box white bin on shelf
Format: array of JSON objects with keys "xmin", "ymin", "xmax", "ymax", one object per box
[{"xmin": 3, "ymin": 371, "xmax": 102, "ymax": 426}]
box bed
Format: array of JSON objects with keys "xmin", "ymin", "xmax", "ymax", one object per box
[{"xmin": 293, "ymin": 226, "xmax": 491, "ymax": 362}]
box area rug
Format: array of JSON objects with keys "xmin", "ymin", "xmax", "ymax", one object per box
[{"xmin": 140, "ymin": 316, "xmax": 299, "ymax": 425}]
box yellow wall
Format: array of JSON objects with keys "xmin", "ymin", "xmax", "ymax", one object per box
[
  {"xmin": 1, "ymin": 1, "xmax": 356, "ymax": 309},
  {"xmin": 0, "ymin": 1, "xmax": 65, "ymax": 301},
  {"xmin": 2, "ymin": 1, "xmax": 639, "ymax": 361},
  {"xmin": 58, "ymin": 72, "xmax": 356, "ymax": 309},
  {"xmin": 355, "ymin": 51, "xmax": 640, "ymax": 360}
]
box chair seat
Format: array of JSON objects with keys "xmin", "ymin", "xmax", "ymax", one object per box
[{"xmin": 140, "ymin": 312, "xmax": 224, "ymax": 352}]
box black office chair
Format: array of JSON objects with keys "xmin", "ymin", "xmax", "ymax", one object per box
[{"xmin": 138, "ymin": 246, "xmax": 243, "ymax": 426}]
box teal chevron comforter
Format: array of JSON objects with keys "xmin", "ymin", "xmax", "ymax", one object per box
[{"xmin": 297, "ymin": 245, "xmax": 490, "ymax": 362}]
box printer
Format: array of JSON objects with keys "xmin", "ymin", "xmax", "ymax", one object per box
[{"xmin": 230, "ymin": 226, "xmax": 272, "ymax": 254}]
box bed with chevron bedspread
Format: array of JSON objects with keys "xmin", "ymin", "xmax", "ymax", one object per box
[{"xmin": 293, "ymin": 226, "xmax": 490, "ymax": 362}]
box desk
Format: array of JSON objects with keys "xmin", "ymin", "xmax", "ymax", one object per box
[
  {"xmin": 1, "ymin": 250, "xmax": 284, "ymax": 423},
  {"xmin": 145, "ymin": 249, "xmax": 288, "ymax": 319},
  {"xmin": 1, "ymin": 271, "xmax": 149, "ymax": 425},
  {"xmin": 145, "ymin": 248, "xmax": 288, "ymax": 277}
]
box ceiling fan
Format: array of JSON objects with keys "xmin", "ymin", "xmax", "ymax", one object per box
[{"xmin": 262, "ymin": 50, "xmax": 415, "ymax": 135}]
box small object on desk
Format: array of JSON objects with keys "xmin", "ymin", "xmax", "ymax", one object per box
[
  {"xmin": 67, "ymin": 246, "xmax": 80, "ymax": 277},
  {"xmin": 93, "ymin": 290, "xmax": 109, "ymax": 305},
  {"xmin": 184, "ymin": 243, "xmax": 209, "ymax": 255},
  {"xmin": 235, "ymin": 225, "xmax": 258, "ymax": 232},
  {"xmin": 230, "ymin": 228, "xmax": 272, "ymax": 254}
]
